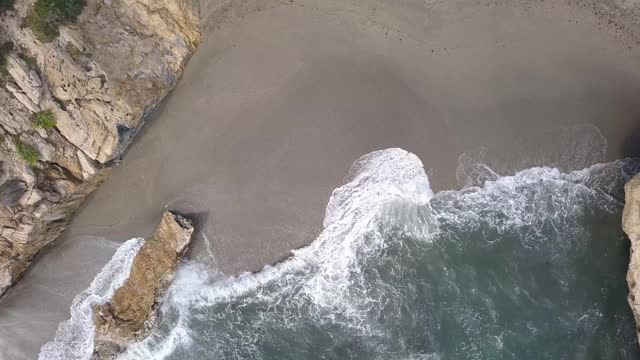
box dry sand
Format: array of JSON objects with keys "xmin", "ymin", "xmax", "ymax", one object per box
[{"xmin": 3, "ymin": 0, "xmax": 640, "ymax": 358}]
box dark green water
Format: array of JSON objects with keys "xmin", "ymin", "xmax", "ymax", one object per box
[{"xmin": 40, "ymin": 149, "xmax": 640, "ymax": 360}]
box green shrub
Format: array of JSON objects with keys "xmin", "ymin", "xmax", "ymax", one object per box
[
  {"xmin": 13, "ymin": 139, "xmax": 39, "ymax": 166},
  {"xmin": 0, "ymin": 0, "xmax": 15, "ymax": 12},
  {"xmin": 33, "ymin": 110, "xmax": 57, "ymax": 129},
  {"xmin": 26, "ymin": 0, "xmax": 85, "ymax": 42}
]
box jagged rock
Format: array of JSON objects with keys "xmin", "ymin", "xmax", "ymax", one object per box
[
  {"xmin": 76, "ymin": 150, "xmax": 97, "ymax": 179},
  {"xmin": 52, "ymin": 179, "xmax": 75, "ymax": 198},
  {"xmin": 92, "ymin": 211, "xmax": 194, "ymax": 359},
  {"xmin": 58, "ymin": 26, "xmax": 85, "ymax": 52},
  {"xmin": 0, "ymin": 180, "xmax": 26, "ymax": 206},
  {"xmin": 0, "ymin": 0, "xmax": 201, "ymax": 298},
  {"xmin": 32, "ymin": 136, "xmax": 56, "ymax": 162},
  {"xmin": 5, "ymin": 82, "xmax": 39, "ymax": 113},
  {"xmin": 5, "ymin": 55, "xmax": 42, "ymax": 107},
  {"xmin": 18, "ymin": 187, "xmax": 43, "ymax": 207}
]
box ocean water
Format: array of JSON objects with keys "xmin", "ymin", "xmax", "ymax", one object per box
[{"xmin": 40, "ymin": 148, "xmax": 640, "ymax": 360}]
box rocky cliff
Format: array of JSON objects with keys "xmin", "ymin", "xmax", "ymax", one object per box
[
  {"xmin": 0, "ymin": 0, "xmax": 200, "ymax": 297},
  {"xmin": 624, "ymin": 175, "xmax": 640, "ymax": 343},
  {"xmin": 92, "ymin": 210, "xmax": 193, "ymax": 359}
]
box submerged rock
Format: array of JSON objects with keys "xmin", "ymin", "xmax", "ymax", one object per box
[
  {"xmin": 623, "ymin": 175, "xmax": 640, "ymax": 344},
  {"xmin": 92, "ymin": 210, "xmax": 194, "ymax": 359}
]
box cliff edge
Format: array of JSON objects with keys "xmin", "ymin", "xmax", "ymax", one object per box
[
  {"xmin": 0, "ymin": 0, "xmax": 200, "ymax": 297},
  {"xmin": 623, "ymin": 175, "xmax": 640, "ymax": 343}
]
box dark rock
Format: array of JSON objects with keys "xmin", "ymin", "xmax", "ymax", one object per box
[
  {"xmin": 0, "ymin": 180, "xmax": 26, "ymax": 206},
  {"xmin": 92, "ymin": 211, "xmax": 194, "ymax": 359}
]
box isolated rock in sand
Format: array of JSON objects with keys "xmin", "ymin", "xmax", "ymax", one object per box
[
  {"xmin": 623, "ymin": 174, "xmax": 640, "ymax": 343},
  {"xmin": 0, "ymin": 0, "xmax": 200, "ymax": 297},
  {"xmin": 92, "ymin": 211, "xmax": 194, "ymax": 359}
]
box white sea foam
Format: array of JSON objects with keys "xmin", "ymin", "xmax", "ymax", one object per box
[
  {"xmin": 167, "ymin": 148, "xmax": 431, "ymax": 305},
  {"xmin": 38, "ymin": 238, "xmax": 144, "ymax": 360},
  {"xmin": 434, "ymin": 162, "xmax": 627, "ymax": 255},
  {"xmin": 120, "ymin": 148, "xmax": 435, "ymax": 359}
]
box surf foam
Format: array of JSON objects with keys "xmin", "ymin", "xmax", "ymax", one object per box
[{"xmin": 38, "ymin": 238, "xmax": 144, "ymax": 360}]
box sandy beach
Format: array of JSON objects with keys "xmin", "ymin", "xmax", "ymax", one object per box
[{"xmin": 3, "ymin": 0, "xmax": 640, "ymax": 358}]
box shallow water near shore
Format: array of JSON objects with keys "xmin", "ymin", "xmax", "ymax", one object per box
[{"xmin": 40, "ymin": 149, "xmax": 640, "ymax": 360}]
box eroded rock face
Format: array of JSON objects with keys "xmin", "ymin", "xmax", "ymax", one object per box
[
  {"xmin": 0, "ymin": 0, "xmax": 200, "ymax": 297},
  {"xmin": 624, "ymin": 175, "xmax": 640, "ymax": 343},
  {"xmin": 92, "ymin": 211, "xmax": 194, "ymax": 359}
]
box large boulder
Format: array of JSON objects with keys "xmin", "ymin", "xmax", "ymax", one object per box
[{"xmin": 92, "ymin": 211, "xmax": 194, "ymax": 359}]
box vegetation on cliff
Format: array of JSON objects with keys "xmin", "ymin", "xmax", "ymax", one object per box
[
  {"xmin": 13, "ymin": 138, "xmax": 40, "ymax": 166},
  {"xmin": 0, "ymin": 41, "xmax": 14, "ymax": 83},
  {"xmin": 26, "ymin": 0, "xmax": 85, "ymax": 42},
  {"xmin": 33, "ymin": 109, "xmax": 57, "ymax": 129}
]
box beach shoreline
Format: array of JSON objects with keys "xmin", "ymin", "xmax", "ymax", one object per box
[{"xmin": 4, "ymin": 0, "xmax": 640, "ymax": 358}]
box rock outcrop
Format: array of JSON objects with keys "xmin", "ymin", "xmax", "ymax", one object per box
[
  {"xmin": 92, "ymin": 210, "xmax": 194, "ymax": 359},
  {"xmin": 623, "ymin": 175, "xmax": 640, "ymax": 343},
  {"xmin": 0, "ymin": 0, "xmax": 200, "ymax": 297}
]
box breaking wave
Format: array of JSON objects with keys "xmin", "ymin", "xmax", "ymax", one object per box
[
  {"xmin": 40, "ymin": 148, "xmax": 640, "ymax": 359},
  {"xmin": 38, "ymin": 238, "xmax": 144, "ymax": 360}
]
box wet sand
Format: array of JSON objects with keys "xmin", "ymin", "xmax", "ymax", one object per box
[{"xmin": 3, "ymin": 0, "xmax": 640, "ymax": 358}]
